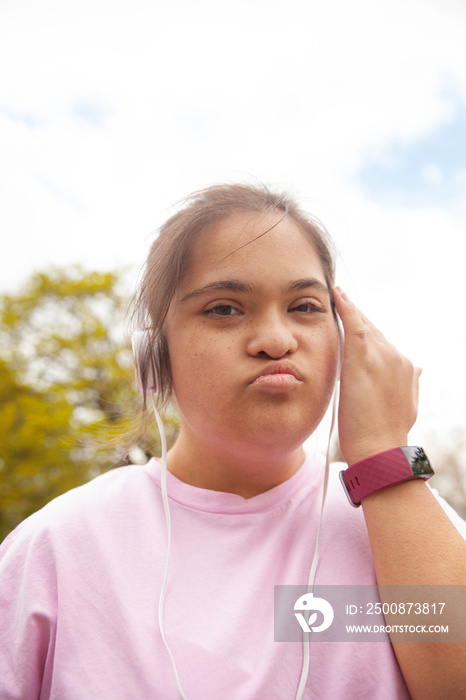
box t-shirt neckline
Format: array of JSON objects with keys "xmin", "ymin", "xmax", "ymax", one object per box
[{"xmin": 143, "ymin": 453, "xmax": 323, "ymax": 515}]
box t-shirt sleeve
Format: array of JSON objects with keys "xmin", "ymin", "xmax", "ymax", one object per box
[{"xmin": 0, "ymin": 516, "xmax": 57, "ymax": 700}]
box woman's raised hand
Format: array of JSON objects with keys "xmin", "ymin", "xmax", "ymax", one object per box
[{"xmin": 333, "ymin": 287, "xmax": 421, "ymax": 467}]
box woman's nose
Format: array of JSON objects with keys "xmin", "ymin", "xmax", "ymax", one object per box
[{"xmin": 246, "ymin": 312, "xmax": 298, "ymax": 359}]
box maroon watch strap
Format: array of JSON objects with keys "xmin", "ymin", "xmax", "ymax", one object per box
[{"xmin": 339, "ymin": 447, "xmax": 434, "ymax": 507}]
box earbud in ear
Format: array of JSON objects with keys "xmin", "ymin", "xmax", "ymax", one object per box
[
  {"xmin": 337, "ymin": 335, "xmax": 344, "ymax": 381},
  {"xmin": 132, "ymin": 330, "xmax": 157, "ymax": 393},
  {"xmin": 335, "ymin": 316, "xmax": 344, "ymax": 382}
]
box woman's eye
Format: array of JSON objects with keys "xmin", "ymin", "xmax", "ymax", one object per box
[
  {"xmin": 205, "ymin": 305, "xmax": 239, "ymax": 317},
  {"xmin": 290, "ymin": 303, "xmax": 322, "ymax": 314}
]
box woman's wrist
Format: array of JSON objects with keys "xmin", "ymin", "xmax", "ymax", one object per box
[
  {"xmin": 342, "ymin": 435, "xmax": 409, "ymax": 468},
  {"xmin": 340, "ymin": 446, "xmax": 434, "ymax": 507}
]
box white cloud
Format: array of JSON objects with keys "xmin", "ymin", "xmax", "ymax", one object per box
[
  {"xmin": 1, "ymin": 0, "xmax": 466, "ymax": 441},
  {"xmin": 423, "ymin": 164, "xmax": 445, "ymax": 186}
]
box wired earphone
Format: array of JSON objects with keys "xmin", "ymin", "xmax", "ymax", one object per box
[{"xmin": 132, "ymin": 329, "xmax": 341, "ymax": 700}]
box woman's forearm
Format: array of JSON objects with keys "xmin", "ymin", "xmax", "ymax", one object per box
[{"xmin": 362, "ymin": 479, "xmax": 466, "ymax": 700}]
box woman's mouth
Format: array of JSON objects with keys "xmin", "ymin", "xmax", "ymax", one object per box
[{"xmin": 249, "ymin": 364, "xmax": 304, "ymax": 391}]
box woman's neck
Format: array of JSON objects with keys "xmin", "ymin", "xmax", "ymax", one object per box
[{"xmin": 166, "ymin": 426, "xmax": 306, "ymax": 498}]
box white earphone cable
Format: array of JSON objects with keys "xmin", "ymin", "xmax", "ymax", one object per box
[
  {"xmin": 294, "ymin": 380, "xmax": 339, "ymax": 700},
  {"xmin": 151, "ymin": 394, "xmax": 188, "ymax": 700}
]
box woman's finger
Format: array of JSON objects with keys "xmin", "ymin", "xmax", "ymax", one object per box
[{"xmin": 332, "ymin": 287, "xmax": 420, "ymax": 466}]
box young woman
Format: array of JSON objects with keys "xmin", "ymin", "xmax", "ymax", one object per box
[{"xmin": 1, "ymin": 184, "xmax": 465, "ymax": 699}]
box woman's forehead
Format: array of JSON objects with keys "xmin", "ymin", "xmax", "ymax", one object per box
[{"xmin": 183, "ymin": 211, "xmax": 324, "ymax": 284}]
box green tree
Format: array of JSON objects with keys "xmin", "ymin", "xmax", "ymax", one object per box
[
  {"xmin": 0, "ymin": 356, "xmax": 76, "ymax": 535},
  {"xmin": 0, "ymin": 267, "xmax": 176, "ymax": 542}
]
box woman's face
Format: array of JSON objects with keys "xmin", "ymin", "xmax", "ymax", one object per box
[{"xmin": 164, "ymin": 210, "xmax": 340, "ymax": 461}]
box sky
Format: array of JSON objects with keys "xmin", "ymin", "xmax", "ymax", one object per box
[{"xmin": 1, "ymin": 0, "xmax": 466, "ymax": 452}]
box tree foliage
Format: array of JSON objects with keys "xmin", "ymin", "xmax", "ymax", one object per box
[{"xmin": 0, "ymin": 267, "xmax": 177, "ymax": 542}]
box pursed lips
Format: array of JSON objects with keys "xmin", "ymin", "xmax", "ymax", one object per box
[{"xmin": 249, "ymin": 363, "xmax": 304, "ymax": 386}]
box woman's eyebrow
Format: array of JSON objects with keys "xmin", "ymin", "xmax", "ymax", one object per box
[
  {"xmin": 289, "ymin": 278, "xmax": 330, "ymax": 295},
  {"xmin": 181, "ymin": 280, "xmax": 257, "ymax": 302},
  {"xmin": 181, "ymin": 278, "xmax": 329, "ymax": 303}
]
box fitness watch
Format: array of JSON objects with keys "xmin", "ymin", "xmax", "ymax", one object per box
[{"xmin": 339, "ymin": 446, "xmax": 434, "ymax": 508}]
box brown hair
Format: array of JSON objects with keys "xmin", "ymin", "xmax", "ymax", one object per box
[{"xmin": 132, "ymin": 183, "xmax": 337, "ymax": 409}]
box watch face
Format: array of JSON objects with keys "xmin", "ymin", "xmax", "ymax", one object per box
[{"xmin": 401, "ymin": 447, "xmax": 434, "ymax": 477}]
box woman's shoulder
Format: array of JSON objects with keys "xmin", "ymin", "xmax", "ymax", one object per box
[{"xmin": 1, "ymin": 461, "xmax": 158, "ymax": 554}]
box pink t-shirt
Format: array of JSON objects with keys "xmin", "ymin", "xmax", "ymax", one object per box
[{"xmin": 1, "ymin": 454, "xmax": 464, "ymax": 699}]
